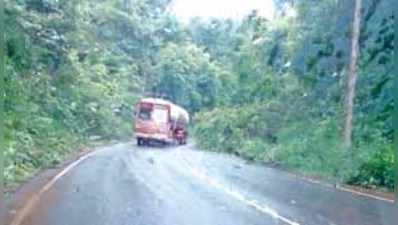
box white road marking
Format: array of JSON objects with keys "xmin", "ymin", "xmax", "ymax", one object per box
[
  {"xmin": 286, "ymin": 173, "xmax": 395, "ymax": 203},
  {"xmin": 189, "ymin": 167, "xmax": 301, "ymax": 225},
  {"xmin": 10, "ymin": 144, "xmax": 393, "ymax": 225},
  {"xmin": 177, "ymin": 148, "xmax": 301, "ymax": 225},
  {"xmin": 183, "ymin": 147, "xmax": 394, "ymax": 204},
  {"xmin": 10, "ymin": 151, "xmax": 98, "ymax": 225}
]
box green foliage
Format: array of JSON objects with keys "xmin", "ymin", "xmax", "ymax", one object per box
[
  {"xmin": 2, "ymin": 0, "xmax": 171, "ymax": 189},
  {"xmin": 348, "ymin": 144, "xmax": 394, "ymax": 190},
  {"xmin": 193, "ymin": 0, "xmax": 394, "ymax": 191},
  {"xmin": 149, "ymin": 43, "xmax": 221, "ymax": 112},
  {"xmin": 275, "ymin": 118, "xmax": 348, "ymax": 178}
]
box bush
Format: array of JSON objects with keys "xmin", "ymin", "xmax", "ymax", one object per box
[
  {"xmin": 194, "ymin": 106, "xmax": 394, "ymax": 191},
  {"xmin": 348, "ymin": 140, "xmax": 394, "ymax": 190},
  {"xmin": 194, "ymin": 105, "xmax": 279, "ymax": 161}
]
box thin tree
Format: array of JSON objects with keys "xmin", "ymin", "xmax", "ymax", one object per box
[
  {"xmin": 0, "ymin": 0, "xmax": 5, "ymax": 221},
  {"xmin": 344, "ymin": 0, "xmax": 362, "ymax": 149}
]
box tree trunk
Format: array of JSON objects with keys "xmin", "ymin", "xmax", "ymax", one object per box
[
  {"xmin": 344, "ymin": 0, "xmax": 362, "ymax": 149},
  {"xmin": 0, "ymin": 0, "xmax": 5, "ymax": 222}
]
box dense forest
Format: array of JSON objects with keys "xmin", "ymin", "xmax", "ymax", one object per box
[{"xmin": 3, "ymin": 0, "xmax": 394, "ymax": 192}]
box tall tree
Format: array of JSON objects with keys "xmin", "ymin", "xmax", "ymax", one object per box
[{"xmin": 344, "ymin": 0, "xmax": 362, "ymax": 148}]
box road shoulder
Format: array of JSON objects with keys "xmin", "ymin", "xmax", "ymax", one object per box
[{"xmin": 4, "ymin": 141, "xmax": 118, "ymax": 225}]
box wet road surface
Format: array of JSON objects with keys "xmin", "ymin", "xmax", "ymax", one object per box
[{"xmin": 11, "ymin": 143, "xmax": 396, "ymax": 225}]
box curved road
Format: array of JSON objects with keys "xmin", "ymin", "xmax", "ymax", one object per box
[{"xmin": 11, "ymin": 143, "xmax": 395, "ymax": 225}]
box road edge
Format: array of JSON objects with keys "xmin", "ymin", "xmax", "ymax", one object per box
[
  {"xmin": 5, "ymin": 143, "xmax": 107, "ymax": 225},
  {"xmin": 283, "ymin": 171, "xmax": 395, "ymax": 203},
  {"xmin": 195, "ymin": 145, "xmax": 395, "ymax": 203}
]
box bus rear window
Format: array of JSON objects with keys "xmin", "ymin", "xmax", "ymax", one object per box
[
  {"xmin": 152, "ymin": 105, "xmax": 168, "ymax": 123},
  {"xmin": 138, "ymin": 107, "xmax": 152, "ymax": 120}
]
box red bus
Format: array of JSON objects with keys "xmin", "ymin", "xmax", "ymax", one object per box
[{"xmin": 134, "ymin": 98, "xmax": 189, "ymax": 146}]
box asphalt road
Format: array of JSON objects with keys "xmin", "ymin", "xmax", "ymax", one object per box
[{"xmin": 11, "ymin": 143, "xmax": 396, "ymax": 225}]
